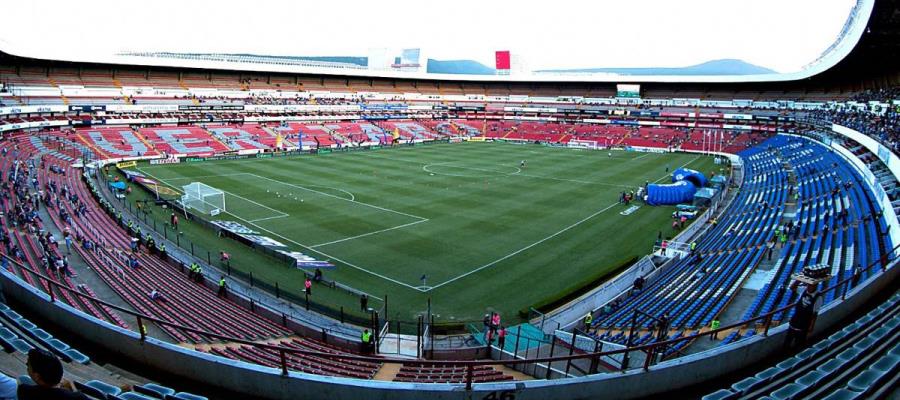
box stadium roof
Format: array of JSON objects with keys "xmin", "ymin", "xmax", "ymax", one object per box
[{"xmin": 0, "ymin": 0, "xmax": 890, "ymax": 84}]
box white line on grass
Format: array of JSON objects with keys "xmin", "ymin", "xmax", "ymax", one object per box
[
  {"xmin": 247, "ymin": 173, "xmax": 427, "ymax": 221},
  {"xmin": 366, "ymin": 151, "xmax": 632, "ymax": 188},
  {"xmin": 632, "ymin": 153, "xmax": 654, "ymax": 161},
  {"xmin": 136, "ymin": 169, "xmax": 425, "ymax": 292},
  {"xmin": 136, "ymin": 169, "xmax": 288, "ymax": 220},
  {"xmin": 515, "ymin": 173, "xmax": 632, "ymax": 188},
  {"xmin": 159, "ymin": 172, "xmax": 256, "ymax": 181},
  {"xmin": 650, "ymin": 155, "xmax": 702, "ymax": 184},
  {"xmin": 425, "ymin": 201, "xmax": 622, "ymax": 292},
  {"xmin": 249, "ymin": 215, "xmax": 290, "ymax": 223},
  {"xmin": 310, "ymin": 219, "xmax": 429, "ymax": 248}
]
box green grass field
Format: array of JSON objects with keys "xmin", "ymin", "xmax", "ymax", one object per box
[{"xmin": 124, "ymin": 142, "xmax": 717, "ymax": 325}]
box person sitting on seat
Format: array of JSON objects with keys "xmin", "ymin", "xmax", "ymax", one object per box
[
  {"xmin": 149, "ymin": 289, "xmax": 166, "ymax": 303},
  {"xmin": 18, "ymin": 349, "xmax": 88, "ymax": 399}
]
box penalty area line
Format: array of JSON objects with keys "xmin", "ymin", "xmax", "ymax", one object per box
[
  {"xmin": 425, "ymin": 201, "xmax": 622, "ymax": 292},
  {"xmin": 134, "ymin": 168, "xmax": 426, "ymax": 293}
]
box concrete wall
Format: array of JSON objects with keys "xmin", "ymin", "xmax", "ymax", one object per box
[{"xmin": 2, "ymin": 247, "xmax": 895, "ymax": 400}]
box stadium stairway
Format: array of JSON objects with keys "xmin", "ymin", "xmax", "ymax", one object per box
[{"xmin": 588, "ymin": 135, "xmax": 891, "ymax": 358}]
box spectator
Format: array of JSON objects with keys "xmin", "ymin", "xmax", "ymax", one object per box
[
  {"xmin": 18, "ymin": 349, "xmax": 88, "ymax": 399},
  {"xmin": 149, "ymin": 289, "xmax": 166, "ymax": 303},
  {"xmin": 497, "ymin": 326, "xmax": 507, "ymax": 350},
  {"xmin": 784, "ymin": 282, "xmax": 823, "ymax": 349},
  {"xmin": 360, "ymin": 294, "xmax": 368, "ymax": 312},
  {"xmin": 710, "ymin": 319, "xmax": 721, "ymax": 340},
  {"xmin": 304, "ymin": 277, "xmax": 312, "ymax": 296}
]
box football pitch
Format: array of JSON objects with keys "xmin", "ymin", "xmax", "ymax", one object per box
[{"xmin": 129, "ymin": 142, "xmax": 717, "ymax": 325}]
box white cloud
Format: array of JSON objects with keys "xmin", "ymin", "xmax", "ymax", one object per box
[{"xmin": 1, "ymin": 0, "xmax": 855, "ymax": 73}]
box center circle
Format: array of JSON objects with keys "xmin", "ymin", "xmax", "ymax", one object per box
[{"xmin": 422, "ymin": 163, "xmax": 521, "ymax": 178}]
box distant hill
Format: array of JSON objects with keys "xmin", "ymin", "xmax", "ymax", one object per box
[
  {"xmin": 230, "ymin": 54, "xmax": 368, "ymax": 66},
  {"xmin": 227, "ymin": 54, "xmax": 497, "ymax": 75},
  {"xmin": 538, "ymin": 59, "xmax": 778, "ymax": 75}
]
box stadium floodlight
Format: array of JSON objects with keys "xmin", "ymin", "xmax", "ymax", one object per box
[{"xmin": 181, "ymin": 182, "xmax": 226, "ymax": 216}]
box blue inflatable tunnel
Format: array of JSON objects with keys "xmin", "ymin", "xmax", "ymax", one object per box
[
  {"xmin": 646, "ymin": 180, "xmax": 698, "ymax": 206},
  {"xmin": 672, "ymin": 168, "xmax": 708, "ymax": 188}
]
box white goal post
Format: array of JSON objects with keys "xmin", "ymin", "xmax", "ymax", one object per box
[{"xmin": 181, "ymin": 182, "xmax": 225, "ymax": 216}]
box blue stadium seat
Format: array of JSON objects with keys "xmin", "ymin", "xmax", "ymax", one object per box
[
  {"xmin": 846, "ymin": 369, "xmax": 887, "ymax": 394},
  {"xmin": 118, "ymin": 392, "xmax": 158, "ymax": 400},
  {"xmin": 754, "ymin": 366, "xmax": 784, "ymax": 382},
  {"xmin": 134, "ymin": 383, "xmax": 176, "ymax": 398},
  {"xmin": 701, "ymin": 389, "xmax": 739, "ymax": 400},
  {"xmin": 730, "ymin": 376, "xmax": 763, "ymax": 394},
  {"xmin": 770, "ymin": 383, "xmax": 805, "ymax": 400}
]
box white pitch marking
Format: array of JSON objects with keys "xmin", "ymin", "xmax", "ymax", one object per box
[
  {"xmin": 311, "ymin": 219, "xmax": 429, "ymax": 248},
  {"xmin": 247, "ymin": 173, "xmax": 427, "ymax": 221},
  {"xmin": 136, "ymin": 169, "xmax": 425, "ymax": 291},
  {"xmin": 425, "ymin": 201, "xmax": 622, "ymax": 292}
]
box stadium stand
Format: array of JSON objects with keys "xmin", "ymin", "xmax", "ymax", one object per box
[
  {"xmin": 0, "ymin": 0, "xmax": 897, "ymax": 396},
  {"xmin": 703, "ymin": 290, "xmax": 900, "ymax": 400}
]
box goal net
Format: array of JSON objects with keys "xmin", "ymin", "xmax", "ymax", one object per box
[{"xmin": 181, "ymin": 182, "xmax": 225, "ymax": 216}]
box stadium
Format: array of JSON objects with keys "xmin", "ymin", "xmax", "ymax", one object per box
[{"xmin": 0, "ymin": 0, "xmax": 898, "ymax": 399}]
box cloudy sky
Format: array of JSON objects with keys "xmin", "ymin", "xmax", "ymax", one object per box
[{"xmin": 1, "ymin": 0, "xmax": 856, "ymax": 73}]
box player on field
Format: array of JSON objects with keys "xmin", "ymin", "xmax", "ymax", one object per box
[{"xmin": 520, "ymin": 160, "xmax": 526, "ymax": 168}]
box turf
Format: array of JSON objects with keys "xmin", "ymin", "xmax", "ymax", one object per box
[{"xmin": 124, "ymin": 141, "xmax": 718, "ymax": 325}]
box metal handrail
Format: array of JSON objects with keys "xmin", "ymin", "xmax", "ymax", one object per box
[{"xmin": 2, "ymin": 237, "xmax": 896, "ymax": 389}]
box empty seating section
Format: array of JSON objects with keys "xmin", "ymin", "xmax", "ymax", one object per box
[
  {"xmin": 205, "ymin": 338, "xmax": 381, "ymax": 379},
  {"xmin": 377, "ymin": 121, "xmax": 441, "ymax": 141},
  {"xmin": 281, "ymin": 123, "xmax": 338, "ymax": 147},
  {"xmin": 138, "ymin": 126, "xmax": 230, "ymax": 156},
  {"xmin": 703, "ymin": 291, "xmax": 900, "ymax": 400},
  {"xmin": 0, "ymin": 300, "xmax": 90, "ymax": 364},
  {"xmin": 393, "ymin": 364, "xmax": 513, "ymax": 384},
  {"xmin": 326, "ymin": 122, "xmax": 386, "ymax": 144},
  {"xmin": 591, "ymin": 139, "xmax": 787, "ymax": 339},
  {"xmin": 203, "ymin": 124, "xmax": 274, "ymax": 150},
  {"xmin": 76, "ymin": 127, "xmax": 160, "ymax": 158},
  {"xmin": 741, "ymin": 137, "xmax": 891, "ymax": 326},
  {"xmin": 484, "ymin": 121, "xmax": 569, "ymax": 143}
]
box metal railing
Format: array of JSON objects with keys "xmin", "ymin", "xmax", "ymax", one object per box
[{"xmin": 1, "ymin": 238, "xmax": 895, "ymax": 390}]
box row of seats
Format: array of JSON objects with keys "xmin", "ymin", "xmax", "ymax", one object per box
[
  {"xmin": 3, "ymin": 132, "xmax": 392, "ymax": 380},
  {"xmin": 742, "ymin": 137, "xmax": 890, "ymax": 327},
  {"xmin": 591, "ymin": 138, "xmax": 787, "ymax": 333},
  {"xmin": 393, "ymin": 364, "xmax": 512, "ymax": 384},
  {"xmin": 703, "ymin": 290, "xmax": 900, "ymax": 400}
]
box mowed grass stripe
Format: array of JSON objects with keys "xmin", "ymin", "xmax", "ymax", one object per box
[{"xmin": 139, "ymin": 143, "xmax": 719, "ymax": 322}]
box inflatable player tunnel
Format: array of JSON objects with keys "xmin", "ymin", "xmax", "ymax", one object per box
[
  {"xmin": 645, "ymin": 168, "xmax": 708, "ymax": 205},
  {"xmin": 671, "ymin": 168, "xmax": 708, "ymax": 188},
  {"xmin": 645, "ymin": 180, "xmax": 698, "ymax": 206}
]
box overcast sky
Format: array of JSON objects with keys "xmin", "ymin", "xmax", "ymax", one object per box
[{"xmin": 1, "ymin": 0, "xmax": 856, "ymax": 73}]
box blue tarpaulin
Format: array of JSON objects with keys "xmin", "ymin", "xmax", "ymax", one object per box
[
  {"xmin": 672, "ymin": 168, "xmax": 708, "ymax": 188},
  {"xmin": 646, "ymin": 181, "xmax": 698, "ymax": 205}
]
